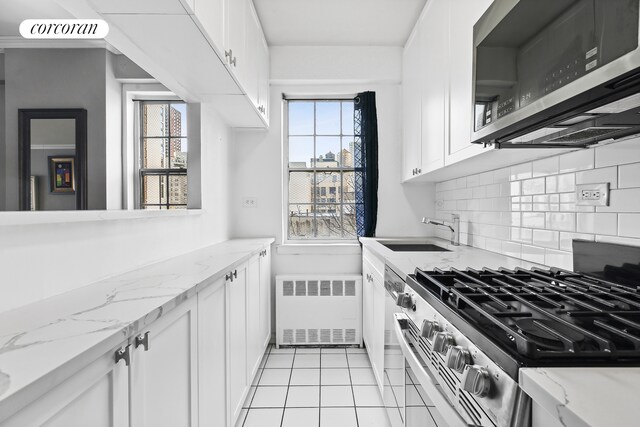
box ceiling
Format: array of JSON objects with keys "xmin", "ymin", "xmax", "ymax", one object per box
[
  {"xmin": 252, "ymin": 0, "xmax": 427, "ymax": 46},
  {"xmin": 0, "ymin": 0, "xmax": 71, "ymax": 37}
]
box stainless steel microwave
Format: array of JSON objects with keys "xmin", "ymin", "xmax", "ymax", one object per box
[{"xmin": 471, "ymin": 0, "xmax": 640, "ymax": 148}]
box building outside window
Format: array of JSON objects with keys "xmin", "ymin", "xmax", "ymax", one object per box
[
  {"xmin": 138, "ymin": 101, "xmax": 188, "ymax": 209},
  {"xmin": 286, "ymin": 99, "xmax": 358, "ymax": 240}
]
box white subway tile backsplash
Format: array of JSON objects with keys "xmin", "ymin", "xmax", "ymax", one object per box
[
  {"xmin": 521, "ymin": 245, "xmax": 545, "ymax": 264},
  {"xmin": 618, "ymin": 163, "xmax": 640, "ymax": 189},
  {"xmin": 557, "ymin": 174, "xmax": 576, "ymax": 193},
  {"xmin": 434, "ymin": 140, "xmax": 640, "ymax": 268},
  {"xmin": 532, "ymin": 229, "xmax": 559, "ymax": 249},
  {"xmin": 559, "ymin": 232, "xmax": 594, "ymax": 251},
  {"xmin": 576, "ymin": 166, "xmax": 618, "ymax": 189},
  {"xmin": 522, "ymin": 212, "xmax": 545, "ymax": 228},
  {"xmin": 595, "ymin": 138, "xmax": 640, "ymax": 168},
  {"xmin": 522, "ymin": 178, "xmax": 545, "ymax": 195},
  {"xmin": 544, "ymin": 249, "xmax": 573, "ymax": 270},
  {"xmin": 532, "ymin": 157, "xmax": 559, "ymax": 177},
  {"xmin": 559, "ymin": 149, "xmax": 594, "ymax": 173},
  {"xmin": 618, "ymin": 214, "xmax": 640, "ymax": 238},
  {"xmin": 510, "ymin": 163, "xmax": 532, "ymax": 181},
  {"xmin": 596, "ymin": 189, "xmax": 640, "ymax": 213},
  {"xmin": 576, "ymin": 213, "xmax": 617, "ymax": 235}
]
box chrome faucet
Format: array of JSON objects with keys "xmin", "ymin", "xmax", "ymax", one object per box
[{"xmin": 422, "ymin": 214, "xmax": 460, "ymax": 246}]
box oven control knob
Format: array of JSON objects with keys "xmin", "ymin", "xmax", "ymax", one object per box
[
  {"xmin": 420, "ymin": 320, "xmax": 441, "ymax": 339},
  {"xmin": 432, "ymin": 332, "xmax": 454, "ymax": 355},
  {"xmin": 461, "ymin": 365, "xmax": 491, "ymax": 398},
  {"xmin": 396, "ymin": 293, "xmax": 414, "ymax": 309},
  {"xmin": 446, "ymin": 346, "xmax": 471, "ymax": 373}
]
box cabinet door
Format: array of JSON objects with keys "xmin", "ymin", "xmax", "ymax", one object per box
[
  {"xmin": 194, "ymin": 0, "xmax": 225, "ymax": 53},
  {"xmin": 197, "ymin": 277, "xmax": 227, "ymax": 427},
  {"xmin": 247, "ymin": 254, "xmax": 262, "ymax": 380},
  {"xmin": 402, "ymin": 27, "xmax": 422, "ymax": 181},
  {"xmin": 227, "ymin": 264, "xmax": 248, "ymax": 425},
  {"xmin": 129, "ymin": 297, "xmax": 198, "ymax": 427},
  {"xmin": 447, "ymin": 0, "xmax": 493, "ymax": 162},
  {"xmin": 243, "ymin": 3, "xmax": 260, "ymax": 107},
  {"xmin": 371, "ymin": 270, "xmax": 386, "ymax": 396},
  {"xmin": 225, "ymin": 0, "xmax": 245, "ymax": 71},
  {"xmin": 257, "ymin": 34, "xmax": 270, "ymax": 123},
  {"xmin": 259, "ymin": 247, "xmax": 272, "ymax": 349},
  {"xmin": 420, "ymin": 0, "xmax": 448, "ymax": 173},
  {"xmin": 2, "ymin": 343, "xmax": 129, "ymax": 427}
]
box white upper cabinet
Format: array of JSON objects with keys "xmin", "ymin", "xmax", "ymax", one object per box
[
  {"xmin": 402, "ymin": 25, "xmax": 422, "ymax": 181},
  {"xmin": 193, "ymin": 0, "xmax": 225, "ymax": 53},
  {"xmin": 257, "ymin": 30, "xmax": 271, "ymax": 121}
]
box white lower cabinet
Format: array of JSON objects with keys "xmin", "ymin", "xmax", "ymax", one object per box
[
  {"xmin": 0, "ymin": 245, "xmax": 272, "ymax": 427},
  {"xmin": 198, "ymin": 277, "xmax": 228, "ymax": 427},
  {"xmin": 129, "ymin": 297, "xmax": 199, "ymax": 427},
  {"xmin": 362, "ymin": 250, "xmax": 386, "ymax": 395},
  {"xmin": 2, "ymin": 341, "xmax": 129, "ymax": 427}
]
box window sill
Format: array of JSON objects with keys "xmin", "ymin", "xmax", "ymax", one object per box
[{"xmin": 277, "ymin": 242, "xmax": 362, "ymax": 256}]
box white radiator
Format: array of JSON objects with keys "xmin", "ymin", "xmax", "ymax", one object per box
[{"xmin": 276, "ymin": 274, "xmax": 363, "ymax": 347}]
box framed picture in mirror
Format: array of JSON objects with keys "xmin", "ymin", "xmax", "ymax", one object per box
[{"xmin": 48, "ymin": 156, "xmax": 76, "ymax": 193}]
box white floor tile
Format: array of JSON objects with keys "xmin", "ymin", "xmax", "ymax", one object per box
[
  {"xmin": 346, "ymin": 347, "xmax": 367, "ymax": 353},
  {"xmin": 296, "ymin": 347, "xmax": 321, "ymax": 354},
  {"xmin": 321, "ymin": 347, "xmax": 347, "ymax": 354},
  {"xmin": 265, "ymin": 354, "xmax": 295, "ymax": 369},
  {"xmin": 405, "ymin": 406, "xmax": 436, "ymax": 427},
  {"xmin": 320, "ymin": 407, "xmax": 357, "ymax": 427},
  {"xmin": 320, "ymin": 385, "xmax": 354, "ymax": 407},
  {"xmin": 243, "ymin": 408, "xmax": 284, "ymax": 427},
  {"xmin": 242, "ymin": 386, "xmax": 257, "ymax": 408},
  {"xmin": 347, "ymin": 353, "xmax": 372, "ymax": 368},
  {"xmin": 356, "ymin": 407, "xmax": 393, "ymax": 427},
  {"xmin": 259, "ymin": 369, "xmax": 291, "ymax": 386},
  {"xmin": 294, "ymin": 353, "xmax": 320, "ymax": 368},
  {"xmin": 235, "ymin": 408, "xmax": 248, "ymax": 427},
  {"xmin": 406, "ymin": 384, "xmax": 427, "ymax": 407},
  {"xmin": 321, "ymin": 368, "xmax": 351, "ymax": 385},
  {"xmin": 282, "ymin": 408, "xmax": 320, "ymax": 427},
  {"xmin": 415, "ymin": 384, "xmax": 434, "ymax": 406},
  {"xmin": 251, "ymin": 386, "xmax": 288, "ymax": 408},
  {"xmin": 271, "ymin": 346, "xmax": 296, "ymax": 353},
  {"xmin": 286, "ymin": 386, "xmax": 320, "ymax": 407},
  {"xmin": 428, "ymin": 405, "xmax": 447, "ymax": 426},
  {"xmin": 290, "ymin": 368, "xmax": 320, "ymax": 386},
  {"xmin": 322, "ymin": 353, "xmax": 349, "ymax": 368},
  {"xmin": 349, "ymin": 368, "xmax": 377, "ymax": 385},
  {"xmin": 353, "ymin": 386, "xmax": 384, "ymax": 407}
]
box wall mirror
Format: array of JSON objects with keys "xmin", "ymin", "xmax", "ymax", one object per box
[{"xmin": 19, "ymin": 109, "xmax": 87, "ymax": 211}]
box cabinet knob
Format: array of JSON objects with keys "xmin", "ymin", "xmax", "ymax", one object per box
[
  {"xmin": 225, "ymin": 49, "xmax": 232, "ymax": 63},
  {"xmin": 135, "ymin": 331, "xmax": 150, "ymax": 352},
  {"xmin": 231, "ymin": 56, "xmax": 237, "ymax": 67},
  {"xmin": 233, "ymin": 269, "xmax": 238, "ymax": 279}
]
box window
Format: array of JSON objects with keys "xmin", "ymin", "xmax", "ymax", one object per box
[
  {"xmin": 138, "ymin": 101, "xmax": 188, "ymax": 209},
  {"xmin": 286, "ymin": 99, "xmax": 359, "ymax": 240}
]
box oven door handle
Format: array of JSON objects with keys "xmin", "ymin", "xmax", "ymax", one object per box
[{"xmin": 393, "ymin": 313, "xmax": 469, "ymax": 427}]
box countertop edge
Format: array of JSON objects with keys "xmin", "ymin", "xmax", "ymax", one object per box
[{"xmin": 0, "ymin": 237, "xmax": 274, "ymax": 422}]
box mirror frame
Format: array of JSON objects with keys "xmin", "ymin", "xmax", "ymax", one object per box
[{"xmin": 18, "ymin": 109, "xmax": 88, "ymax": 211}]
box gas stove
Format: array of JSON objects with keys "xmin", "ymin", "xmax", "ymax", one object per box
[{"xmin": 390, "ymin": 240, "xmax": 640, "ymax": 427}]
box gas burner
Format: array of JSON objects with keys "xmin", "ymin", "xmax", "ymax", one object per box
[{"xmin": 514, "ymin": 318, "xmax": 585, "ymax": 351}]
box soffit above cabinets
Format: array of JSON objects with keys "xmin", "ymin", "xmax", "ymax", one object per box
[{"xmin": 252, "ymin": 0, "xmax": 427, "ymax": 46}]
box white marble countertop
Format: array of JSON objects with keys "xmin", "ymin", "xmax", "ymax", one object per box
[
  {"xmin": 0, "ymin": 237, "xmax": 274, "ymax": 422},
  {"xmin": 360, "ymin": 236, "xmax": 640, "ymax": 427},
  {"xmin": 359, "ymin": 236, "xmax": 541, "ymax": 276},
  {"xmin": 519, "ymin": 367, "xmax": 640, "ymax": 427}
]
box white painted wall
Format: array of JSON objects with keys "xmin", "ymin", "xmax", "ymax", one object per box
[
  {"xmin": 231, "ymin": 46, "xmax": 435, "ymax": 281},
  {"xmin": 0, "ymin": 101, "xmax": 231, "ymax": 314}
]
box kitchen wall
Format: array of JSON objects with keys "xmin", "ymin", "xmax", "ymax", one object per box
[
  {"xmin": 231, "ymin": 46, "xmax": 435, "ymax": 278},
  {"xmin": 433, "ymin": 138, "xmax": 640, "ymax": 270},
  {"xmin": 0, "ymin": 102, "xmax": 232, "ymax": 314},
  {"xmin": 0, "ymin": 53, "xmax": 6, "ymax": 211}
]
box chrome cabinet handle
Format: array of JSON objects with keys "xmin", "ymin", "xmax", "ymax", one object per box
[
  {"xmin": 115, "ymin": 345, "xmax": 131, "ymax": 366},
  {"xmin": 135, "ymin": 331, "xmax": 150, "ymax": 352},
  {"xmin": 225, "ymin": 49, "xmax": 232, "ymax": 63}
]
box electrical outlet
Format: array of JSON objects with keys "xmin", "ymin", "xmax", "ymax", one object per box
[
  {"xmin": 576, "ymin": 183, "xmax": 610, "ymax": 206},
  {"xmin": 242, "ymin": 197, "xmax": 258, "ymax": 208}
]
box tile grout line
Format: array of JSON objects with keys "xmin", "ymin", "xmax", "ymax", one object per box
[
  {"xmin": 279, "ymin": 347, "xmax": 296, "ymax": 427},
  {"xmin": 345, "ymin": 350, "xmax": 360, "ymax": 427},
  {"xmin": 242, "ymin": 345, "xmax": 273, "ymax": 427},
  {"xmin": 319, "ymin": 348, "xmax": 323, "ymax": 427}
]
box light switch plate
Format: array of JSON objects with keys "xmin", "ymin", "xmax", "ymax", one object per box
[{"xmin": 576, "ymin": 183, "xmax": 610, "ymax": 206}]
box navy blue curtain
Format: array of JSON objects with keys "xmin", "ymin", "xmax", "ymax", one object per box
[{"xmin": 353, "ymin": 92, "xmax": 379, "ymax": 237}]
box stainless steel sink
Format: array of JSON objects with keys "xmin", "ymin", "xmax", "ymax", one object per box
[{"xmin": 380, "ymin": 243, "xmax": 450, "ymax": 252}]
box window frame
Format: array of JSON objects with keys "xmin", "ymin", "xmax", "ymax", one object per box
[
  {"xmin": 136, "ymin": 99, "xmax": 188, "ymax": 210},
  {"xmin": 282, "ymin": 96, "xmax": 359, "ymax": 243}
]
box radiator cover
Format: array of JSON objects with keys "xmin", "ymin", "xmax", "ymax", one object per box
[{"xmin": 276, "ymin": 275, "xmax": 363, "ymax": 347}]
